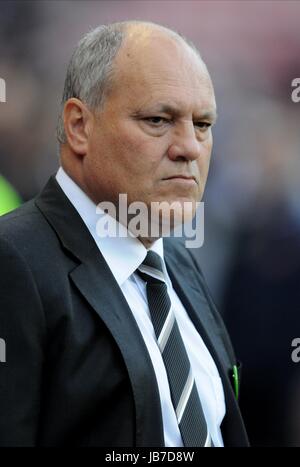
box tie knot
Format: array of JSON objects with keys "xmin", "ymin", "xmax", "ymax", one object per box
[{"xmin": 137, "ymin": 251, "xmax": 165, "ymax": 283}]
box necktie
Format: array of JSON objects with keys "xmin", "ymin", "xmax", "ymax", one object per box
[{"xmin": 137, "ymin": 251, "xmax": 212, "ymax": 447}]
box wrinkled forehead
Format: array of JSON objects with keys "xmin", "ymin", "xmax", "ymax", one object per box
[
  {"xmin": 110, "ymin": 27, "xmax": 214, "ymax": 99},
  {"xmin": 115, "ymin": 28, "xmax": 209, "ymax": 81}
]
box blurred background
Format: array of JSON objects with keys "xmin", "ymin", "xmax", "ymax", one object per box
[{"xmin": 0, "ymin": 0, "xmax": 300, "ymax": 446}]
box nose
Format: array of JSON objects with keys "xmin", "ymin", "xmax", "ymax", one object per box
[{"xmin": 167, "ymin": 121, "xmax": 201, "ymax": 162}]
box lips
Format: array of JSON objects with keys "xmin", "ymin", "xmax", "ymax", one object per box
[{"xmin": 163, "ymin": 175, "xmax": 198, "ymax": 184}]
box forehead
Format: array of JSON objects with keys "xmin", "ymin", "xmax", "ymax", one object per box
[{"xmin": 108, "ymin": 31, "xmax": 216, "ymax": 114}]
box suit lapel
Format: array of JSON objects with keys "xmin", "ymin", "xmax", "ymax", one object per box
[
  {"xmin": 164, "ymin": 241, "xmax": 249, "ymax": 446},
  {"xmin": 35, "ymin": 177, "xmax": 164, "ymax": 447},
  {"xmin": 69, "ymin": 263, "xmax": 164, "ymax": 446},
  {"xmin": 164, "ymin": 243, "xmax": 232, "ymax": 370}
]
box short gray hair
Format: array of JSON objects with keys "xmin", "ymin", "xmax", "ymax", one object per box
[
  {"xmin": 56, "ymin": 21, "xmax": 204, "ymax": 145},
  {"xmin": 56, "ymin": 23, "xmax": 126, "ymax": 144}
]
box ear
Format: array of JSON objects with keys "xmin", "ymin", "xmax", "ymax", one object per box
[{"xmin": 63, "ymin": 98, "xmax": 94, "ymax": 156}]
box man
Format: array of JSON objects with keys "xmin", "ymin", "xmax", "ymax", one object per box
[{"xmin": 0, "ymin": 21, "xmax": 248, "ymax": 447}]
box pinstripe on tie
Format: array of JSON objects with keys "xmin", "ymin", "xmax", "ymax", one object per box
[{"xmin": 137, "ymin": 251, "xmax": 212, "ymax": 447}]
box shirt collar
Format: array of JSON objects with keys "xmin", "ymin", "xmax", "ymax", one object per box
[{"xmin": 56, "ymin": 167, "xmax": 166, "ymax": 286}]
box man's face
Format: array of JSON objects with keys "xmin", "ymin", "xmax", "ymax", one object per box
[{"xmin": 82, "ymin": 32, "xmax": 217, "ymax": 230}]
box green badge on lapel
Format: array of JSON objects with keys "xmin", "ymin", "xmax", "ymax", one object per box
[{"xmin": 232, "ymin": 365, "xmax": 239, "ymax": 400}]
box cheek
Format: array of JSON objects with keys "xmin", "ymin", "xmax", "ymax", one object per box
[
  {"xmin": 198, "ymin": 141, "xmax": 212, "ymax": 173},
  {"xmin": 195, "ymin": 144, "xmax": 212, "ymax": 196},
  {"xmin": 116, "ymin": 132, "xmax": 167, "ymax": 176}
]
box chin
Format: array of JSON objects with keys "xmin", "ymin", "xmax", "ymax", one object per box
[{"xmin": 148, "ymin": 198, "xmax": 197, "ymax": 237}]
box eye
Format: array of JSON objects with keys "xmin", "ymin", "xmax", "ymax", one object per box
[
  {"xmin": 194, "ymin": 122, "xmax": 212, "ymax": 131},
  {"xmin": 144, "ymin": 116, "xmax": 169, "ymax": 126}
]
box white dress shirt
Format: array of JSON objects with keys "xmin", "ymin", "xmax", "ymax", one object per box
[{"xmin": 56, "ymin": 167, "xmax": 225, "ymax": 447}]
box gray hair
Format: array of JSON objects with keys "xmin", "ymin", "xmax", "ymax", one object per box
[
  {"xmin": 56, "ymin": 23, "xmax": 126, "ymax": 144},
  {"xmin": 56, "ymin": 21, "xmax": 203, "ymax": 145}
]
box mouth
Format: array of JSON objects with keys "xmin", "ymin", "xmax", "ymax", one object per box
[{"xmin": 162, "ymin": 175, "xmax": 198, "ymax": 184}]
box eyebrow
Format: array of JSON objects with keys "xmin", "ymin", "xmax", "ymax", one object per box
[{"xmin": 139, "ymin": 103, "xmax": 218, "ymax": 123}]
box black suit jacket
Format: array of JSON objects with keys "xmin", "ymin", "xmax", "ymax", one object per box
[{"xmin": 0, "ymin": 177, "xmax": 249, "ymax": 447}]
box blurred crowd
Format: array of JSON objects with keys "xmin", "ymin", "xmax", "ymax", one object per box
[{"xmin": 0, "ymin": 0, "xmax": 300, "ymax": 446}]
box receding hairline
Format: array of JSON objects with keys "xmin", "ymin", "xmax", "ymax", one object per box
[
  {"xmin": 117, "ymin": 20, "xmax": 207, "ymax": 68},
  {"xmin": 105, "ymin": 21, "xmax": 210, "ymax": 95},
  {"xmin": 123, "ymin": 20, "xmax": 190, "ymax": 41}
]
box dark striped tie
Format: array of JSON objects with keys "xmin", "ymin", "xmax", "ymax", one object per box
[{"xmin": 137, "ymin": 251, "xmax": 212, "ymax": 447}]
